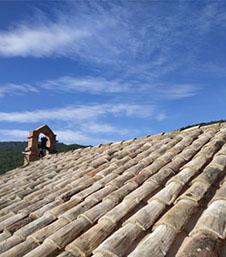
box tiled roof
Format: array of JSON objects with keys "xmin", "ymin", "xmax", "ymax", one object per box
[{"xmin": 0, "ymin": 123, "xmax": 226, "ymax": 257}]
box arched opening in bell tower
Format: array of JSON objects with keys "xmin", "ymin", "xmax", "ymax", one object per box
[{"xmin": 23, "ymin": 125, "xmax": 57, "ymax": 164}]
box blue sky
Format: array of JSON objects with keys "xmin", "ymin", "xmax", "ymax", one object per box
[{"xmin": 0, "ymin": 0, "xmax": 226, "ymax": 145}]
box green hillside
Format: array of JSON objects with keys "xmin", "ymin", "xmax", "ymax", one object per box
[
  {"xmin": 180, "ymin": 120, "xmax": 226, "ymax": 131},
  {"xmin": 0, "ymin": 141, "xmax": 87, "ymax": 174}
]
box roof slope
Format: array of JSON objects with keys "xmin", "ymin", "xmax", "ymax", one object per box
[{"xmin": 0, "ymin": 124, "xmax": 226, "ymax": 257}]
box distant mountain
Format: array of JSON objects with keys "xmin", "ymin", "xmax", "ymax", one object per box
[{"xmin": 0, "ymin": 141, "xmax": 88, "ymax": 174}]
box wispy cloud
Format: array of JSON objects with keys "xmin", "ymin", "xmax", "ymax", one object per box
[
  {"xmin": 0, "ymin": 1, "xmax": 221, "ymax": 146},
  {"xmin": 156, "ymin": 113, "xmax": 167, "ymax": 121},
  {"xmin": 41, "ymin": 76, "xmax": 130, "ymax": 94},
  {"xmin": 156, "ymin": 84, "xmax": 199, "ymax": 100},
  {"xmin": 0, "ymin": 106, "xmax": 102, "ymax": 123},
  {"xmin": 0, "ymin": 2, "xmax": 138, "ymax": 63},
  {"xmin": 28, "ymin": 74, "xmax": 200, "ymax": 101},
  {"xmin": 81, "ymin": 123, "xmax": 119, "ymax": 134},
  {"xmin": 0, "ymin": 1, "xmax": 222, "ymax": 79},
  {"xmin": 81, "ymin": 122, "xmax": 137, "ymax": 136},
  {"xmin": 0, "ymin": 129, "xmax": 28, "ymax": 141},
  {"xmin": 194, "ymin": 2, "xmax": 226, "ymax": 33},
  {"xmin": 0, "ymin": 2, "xmax": 171, "ymax": 82},
  {"xmin": 0, "ymin": 75, "xmax": 200, "ymax": 103},
  {"xmin": 54, "ymin": 130, "xmax": 109, "ymax": 145},
  {"xmin": 0, "ymin": 22, "xmax": 90, "ymax": 58},
  {"xmin": 0, "ymin": 1, "xmax": 210, "ymax": 76},
  {"xmin": 0, "ymin": 103, "xmax": 156, "ymax": 144},
  {"xmin": 0, "ymin": 128, "xmax": 108, "ymax": 145},
  {"xmin": 0, "ymin": 83, "xmax": 38, "ymax": 98},
  {"xmin": 0, "ymin": 123, "xmax": 137, "ymax": 145},
  {"xmin": 0, "ymin": 104, "xmax": 155, "ymax": 123},
  {"xmin": 110, "ymin": 104, "xmax": 154, "ymax": 118}
]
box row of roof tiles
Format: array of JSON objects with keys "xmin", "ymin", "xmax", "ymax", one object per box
[{"xmin": 0, "ymin": 123, "xmax": 225, "ymax": 256}]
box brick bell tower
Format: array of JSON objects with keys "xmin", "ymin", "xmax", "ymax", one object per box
[{"xmin": 23, "ymin": 125, "xmax": 57, "ymax": 165}]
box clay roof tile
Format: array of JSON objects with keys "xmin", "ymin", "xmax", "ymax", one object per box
[{"xmin": 1, "ymin": 123, "xmax": 226, "ymax": 256}]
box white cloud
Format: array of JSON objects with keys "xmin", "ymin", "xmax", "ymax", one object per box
[
  {"xmin": 194, "ymin": 3, "xmax": 226, "ymax": 33},
  {"xmin": 110, "ymin": 104, "xmax": 155, "ymax": 118},
  {"xmin": 55, "ymin": 130, "xmax": 110, "ymax": 145},
  {"xmin": 0, "ymin": 1, "xmax": 189, "ymax": 75},
  {"xmin": 0, "ymin": 106, "xmax": 101, "ymax": 123},
  {"xmin": 156, "ymin": 113, "xmax": 167, "ymax": 121},
  {"xmin": 0, "ymin": 104, "xmax": 155, "ymax": 123},
  {"xmin": 81, "ymin": 123, "xmax": 118, "ymax": 134},
  {"xmin": 0, "ymin": 1, "xmax": 224, "ymax": 79},
  {"xmin": 0, "ymin": 126, "xmax": 134, "ymax": 145},
  {"xmin": 156, "ymin": 84, "xmax": 199, "ymax": 100},
  {"xmin": 0, "ymin": 3, "xmax": 137, "ymax": 62},
  {"xmin": 41, "ymin": 76, "xmax": 130, "ymax": 94},
  {"xmin": 0, "ymin": 22, "xmax": 90, "ymax": 58},
  {"xmin": 0, "ymin": 83, "xmax": 38, "ymax": 98},
  {"xmin": 0, "ymin": 128, "xmax": 108, "ymax": 145},
  {"xmin": 0, "ymin": 104, "xmax": 154, "ymax": 144},
  {"xmin": 0, "ymin": 129, "xmax": 28, "ymax": 141},
  {"xmin": 81, "ymin": 122, "xmax": 136, "ymax": 136},
  {"xmin": 0, "ymin": 126, "xmax": 140, "ymax": 145},
  {"xmin": 0, "ymin": 75, "xmax": 200, "ymax": 103}
]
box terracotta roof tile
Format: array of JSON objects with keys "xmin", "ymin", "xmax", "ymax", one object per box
[{"xmin": 0, "ymin": 123, "xmax": 226, "ymax": 256}]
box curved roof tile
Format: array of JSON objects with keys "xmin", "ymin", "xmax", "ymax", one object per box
[{"xmin": 0, "ymin": 123, "xmax": 226, "ymax": 257}]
